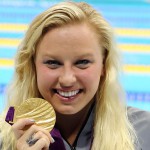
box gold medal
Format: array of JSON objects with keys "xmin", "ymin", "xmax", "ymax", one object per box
[{"xmin": 5, "ymin": 98, "xmax": 56, "ymax": 132}]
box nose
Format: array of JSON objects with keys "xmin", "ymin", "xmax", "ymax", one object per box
[{"xmin": 59, "ymin": 66, "xmax": 76, "ymax": 87}]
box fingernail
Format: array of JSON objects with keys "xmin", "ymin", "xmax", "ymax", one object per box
[
  {"xmin": 51, "ymin": 137, "xmax": 55, "ymax": 143},
  {"xmin": 29, "ymin": 119, "xmax": 35, "ymax": 122}
]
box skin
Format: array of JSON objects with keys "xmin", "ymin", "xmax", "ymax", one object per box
[
  {"xmin": 35, "ymin": 23, "xmax": 104, "ymax": 115},
  {"xmin": 12, "ymin": 23, "xmax": 104, "ymax": 149},
  {"xmin": 12, "ymin": 118, "xmax": 54, "ymax": 150}
]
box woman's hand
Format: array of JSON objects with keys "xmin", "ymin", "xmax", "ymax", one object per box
[{"xmin": 12, "ymin": 118, "xmax": 54, "ymax": 150}]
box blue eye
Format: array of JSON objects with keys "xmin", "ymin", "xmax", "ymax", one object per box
[
  {"xmin": 75, "ymin": 59, "xmax": 91, "ymax": 69},
  {"xmin": 76, "ymin": 59, "xmax": 90, "ymax": 65},
  {"xmin": 44, "ymin": 60, "xmax": 61, "ymax": 69}
]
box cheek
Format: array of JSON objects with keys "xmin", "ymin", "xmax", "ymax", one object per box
[
  {"xmin": 78, "ymin": 66, "xmax": 102, "ymax": 88},
  {"xmin": 36, "ymin": 66, "xmax": 58, "ymax": 88}
]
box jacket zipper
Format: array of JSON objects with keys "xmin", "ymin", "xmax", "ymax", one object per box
[{"xmin": 72, "ymin": 146, "xmax": 76, "ymax": 150}]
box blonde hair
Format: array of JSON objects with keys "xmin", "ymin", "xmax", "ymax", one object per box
[{"xmin": 0, "ymin": 1, "xmax": 136, "ymax": 149}]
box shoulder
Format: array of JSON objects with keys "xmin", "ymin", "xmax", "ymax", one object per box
[
  {"xmin": 128, "ymin": 106, "xmax": 150, "ymax": 128},
  {"xmin": 127, "ymin": 107, "xmax": 150, "ymax": 150}
]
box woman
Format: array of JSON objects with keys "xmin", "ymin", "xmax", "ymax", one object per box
[{"xmin": 0, "ymin": 1, "xmax": 150, "ymax": 150}]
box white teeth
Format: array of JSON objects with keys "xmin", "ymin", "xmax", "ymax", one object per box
[{"xmin": 57, "ymin": 90, "xmax": 80, "ymax": 97}]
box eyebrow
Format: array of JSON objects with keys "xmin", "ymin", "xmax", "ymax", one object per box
[
  {"xmin": 75, "ymin": 53, "xmax": 94, "ymax": 57},
  {"xmin": 43, "ymin": 52, "xmax": 94, "ymax": 57}
]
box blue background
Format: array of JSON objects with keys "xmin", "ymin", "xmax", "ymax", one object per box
[{"xmin": 0, "ymin": 0, "xmax": 150, "ymax": 112}]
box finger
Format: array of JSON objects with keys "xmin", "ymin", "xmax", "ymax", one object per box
[
  {"xmin": 50, "ymin": 134, "xmax": 55, "ymax": 144},
  {"xmin": 15, "ymin": 124, "xmax": 52, "ymax": 150},
  {"xmin": 32, "ymin": 130, "xmax": 50, "ymax": 144},
  {"xmin": 17, "ymin": 130, "xmax": 50, "ymax": 150},
  {"xmin": 12, "ymin": 118, "xmax": 35, "ymax": 130},
  {"xmin": 24, "ymin": 125, "xmax": 51, "ymax": 141},
  {"xmin": 32, "ymin": 138, "xmax": 50, "ymax": 150},
  {"xmin": 36, "ymin": 132, "xmax": 55, "ymax": 144},
  {"xmin": 12, "ymin": 118, "xmax": 35, "ymax": 139},
  {"xmin": 25, "ymin": 131, "xmax": 54, "ymax": 148}
]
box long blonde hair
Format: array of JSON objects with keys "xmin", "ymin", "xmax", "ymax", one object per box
[{"xmin": 0, "ymin": 1, "xmax": 136, "ymax": 149}]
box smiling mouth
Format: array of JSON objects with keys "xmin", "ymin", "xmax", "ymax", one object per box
[{"xmin": 53, "ymin": 89, "xmax": 82, "ymax": 98}]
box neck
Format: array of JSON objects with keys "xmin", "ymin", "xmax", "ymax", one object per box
[{"xmin": 55, "ymin": 101, "xmax": 94, "ymax": 145}]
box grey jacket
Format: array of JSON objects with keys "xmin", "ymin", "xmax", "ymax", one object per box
[
  {"xmin": 128, "ymin": 107, "xmax": 150, "ymax": 150},
  {"xmin": 62, "ymin": 107, "xmax": 150, "ymax": 150}
]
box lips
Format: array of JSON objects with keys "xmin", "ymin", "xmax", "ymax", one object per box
[{"xmin": 53, "ymin": 89, "xmax": 82, "ymax": 98}]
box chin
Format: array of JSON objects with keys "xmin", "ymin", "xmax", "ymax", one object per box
[
  {"xmin": 59, "ymin": 110, "xmax": 77, "ymax": 115},
  {"xmin": 55, "ymin": 107, "xmax": 80, "ymax": 115}
]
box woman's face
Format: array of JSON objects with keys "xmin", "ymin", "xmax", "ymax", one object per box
[{"xmin": 35, "ymin": 23, "xmax": 104, "ymax": 115}]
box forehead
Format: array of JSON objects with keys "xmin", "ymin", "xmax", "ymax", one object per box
[
  {"xmin": 43, "ymin": 23, "xmax": 97, "ymax": 40},
  {"xmin": 36, "ymin": 23, "xmax": 103, "ymax": 57}
]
